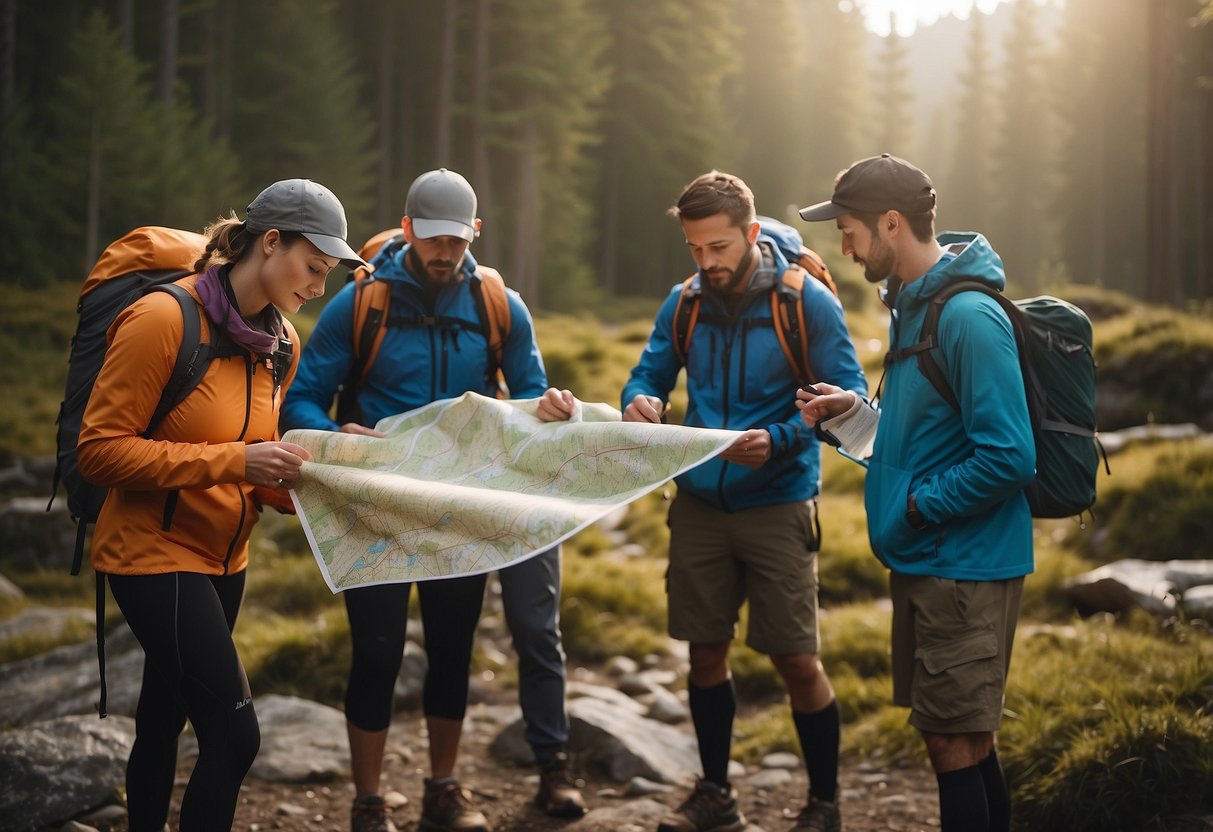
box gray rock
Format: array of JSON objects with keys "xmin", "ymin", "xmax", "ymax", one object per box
[
  {"xmin": 393, "ymin": 639, "xmax": 428, "ymax": 709},
  {"xmin": 491, "ymin": 696, "xmax": 700, "ymax": 785},
  {"xmin": 0, "ymin": 624, "xmax": 143, "ymax": 726},
  {"xmin": 0, "ymin": 713, "xmax": 135, "ymax": 832},
  {"xmin": 0, "ymin": 496, "xmax": 78, "ymax": 571},
  {"xmin": 760, "ymin": 751, "xmax": 801, "ymax": 770},
  {"xmin": 616, "ymin": 672, "xmax": 657, "ymax": 697},
  {"xmin": 575, "ymin": 798, "xmax": 669, "ymax": 832},
  {"xmin": 1064, "ymin": 559, "xmax": 1213, "ymax": 617},
  {"xmin": 1184, "ymin": 584, "xmax": 1213, "ymax": 619},
  {"xmin": 644, "ymin": 686, "xmax": 689, "ymax": 725},
  {"xmin": 1098, "ymin": 422, "xmax": 1207, "ymax": 455},
  {"xmin": 749, "ymin": 768, "xmax": 793, "ymax": 789},
  {"xmin": 567, "ymin": 680, "xmax": 647, "ymax": 713},
  {"xmin": 57, "ymin": 822, "xmax": 100, "ymax": 832},
  {"xmin": 0, "ymin": 605, "xmax": 94, "ymax": 644},
  {"xmin": 0, "ymin": 571, "xmax": 24, "ymax": 603},
  {"xmin": 250, "ymin": 695, "xmax": 350, "ymax": 782},
  {"xmin": 77, "ymin": 804, "xmax": 127, "ymax": 827},
  {"xmin": 604, "ymin": 655, "xmax": 639, "ymax": 677},
  {"xmin": 623, "ymin": 776, "xmax": 675, "ymax": 796}
]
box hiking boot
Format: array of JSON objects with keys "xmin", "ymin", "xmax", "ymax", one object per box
[
  {"xmin": 535, "ymin": 752, "xmax": 588, "ymax": 818},
  {"xmin": 656, "ymin": 778, "xmax": 745, "ymax": 832},
  {"xmin": 351, "ymin": 794, "xmax": 399, "ymax": 832},
  {"xmin": 420, "ymin": 778, "xmax": 490, "ymax": 832},
  {"xmin": 790, "ymin": 796, "xmax": 841, "ymax": 832}
]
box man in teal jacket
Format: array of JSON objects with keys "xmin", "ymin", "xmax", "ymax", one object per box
[
  {"xmin": 622, "ymin": 170, "xmax": 866, "ymax": 832},
  {"xmin": 797, "ymin": 154, "xmax": 1035, "ymax": 832}
]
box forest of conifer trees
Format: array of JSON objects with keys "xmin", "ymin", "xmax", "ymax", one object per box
[{"xmin": 0, "ymin": 0, "xmax": 1209, "ymax": 309}]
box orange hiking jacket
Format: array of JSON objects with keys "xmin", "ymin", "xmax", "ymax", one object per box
[{"xmin": 77, "ymin": 274, "xmax": 299, "ymax": 576}]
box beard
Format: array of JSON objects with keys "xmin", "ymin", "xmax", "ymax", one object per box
[
  {"xmin": 406, "ymin": 248, "xmax": 460, "ymax": 286},
  {"xmin": 859, "ymin": 235, "xmax": 897, "ymax": 284},
  {"xmin": 703, "ymin": 246, "xmax": 755, "ymax": 295}
]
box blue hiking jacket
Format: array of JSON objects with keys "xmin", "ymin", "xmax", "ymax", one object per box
[
  {"xmin": 621, "ymin": 236, "xmax": 867, "ymax": 511},
  {"xmin": 866, "ymin": 232, "xmax": 1035, "ymax": 580},
  {"xmin": 281, "ymin": 245, "xmax": 547, "ymax": 432}
]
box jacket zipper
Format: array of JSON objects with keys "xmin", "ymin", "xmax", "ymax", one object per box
[{"xmin": 222, "ymin": 354, "xmax": 255, "ymax": 575}]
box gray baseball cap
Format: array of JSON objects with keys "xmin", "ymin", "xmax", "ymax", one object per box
[
  {"xmin": 405, "ymin": 168, "xmax": 479, "ymax": 242},
  {"xmin": 245, "ymin": 179, "xmax": 367, "ymax": 267},
  {"xmin": 799, "ymin": 153, "xmax": 936, "ymax": 222}
]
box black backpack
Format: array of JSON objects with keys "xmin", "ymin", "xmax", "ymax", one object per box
[{"xmin": 887, "ymin": 281, "xmax": 1108, "ymax": 519}]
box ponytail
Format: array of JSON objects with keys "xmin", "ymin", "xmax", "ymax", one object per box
[{"xmin": 193, "ymin": 212, "xmax": 307, "ymax": 273}]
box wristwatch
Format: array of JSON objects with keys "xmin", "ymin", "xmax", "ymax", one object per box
[{"xmin": 906, "ymin": 493, "xmax": 930, "ymax": 531}]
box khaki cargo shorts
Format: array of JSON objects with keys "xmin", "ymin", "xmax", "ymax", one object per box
[
  {"xmin": 666, "ymin": 492, "xmax": 821, "ymax": 655},
  {"xmin": 890, "ymin": 571, "xmax": 1024, "ymax": 734}
]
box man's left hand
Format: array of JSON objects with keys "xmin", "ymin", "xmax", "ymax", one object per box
[
  {"xmin": 537, "ymin": 388, "xmax": 578, "ymax": 421},
  {"xmin": 719, "ymin": 428, "xmax": 771, "ymax": 468}
]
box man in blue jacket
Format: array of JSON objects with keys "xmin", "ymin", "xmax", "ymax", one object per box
[
  {"xmin": 797, "ymin": 154, "xmax": 1035, "ymax": 832},
  {"xmin": 282, "ymin": 168, "xmax": 583, "ymax": 832},
  {"xmin": 622, "ymin": 170, "xmax": 867, "ymax": 832}
]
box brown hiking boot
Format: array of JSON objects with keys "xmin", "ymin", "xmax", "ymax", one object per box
[
  {"xmin": 351, "ymin": 794, "xmax": 399, "ymax": 832},
  {"xmin": 656, "ymin": 778, "xmax": 745, "ymax": 832},
  {"xmin": 420, "ymin": 778, "xmax": 490, "ymax": 832},
  {"xmin": 790, "ymin": 796, "xmax": 841, "ymax": 832},
  {"xmin": 535, "ymin": 752, "xmax": 588, "ymax": 818}
]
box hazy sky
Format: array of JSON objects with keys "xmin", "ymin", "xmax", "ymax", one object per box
[{"xmin": 849, "ymin": 0, "xmax": 1061, "ymax": 37}]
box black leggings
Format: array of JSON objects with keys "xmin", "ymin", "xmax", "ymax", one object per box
[
  {"xmin": 343, "ymin": 574, "xmax": 487, "ymax": 731},
  {"xmin": 107, "ymin": 571, "xmax": 259, "ymax": 832}
]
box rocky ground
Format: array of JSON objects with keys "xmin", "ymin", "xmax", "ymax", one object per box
[{"xmin": 178, "ymin": 707, "xmax": 943, "ymax": 832}]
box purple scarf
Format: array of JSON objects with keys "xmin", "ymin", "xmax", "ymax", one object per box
[{"xmin": 195, "ymin": 265, "xmax": 283, "ymax": 354}]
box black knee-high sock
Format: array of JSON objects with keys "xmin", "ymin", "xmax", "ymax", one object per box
[
  {"xmin": 688, "ymin": 679, "xmax": 735, "ymax": 787},
  {"xmin": 979, "ymin": 749, "xmax": 1011, "ymax": 832},
  {"xmin": 792, "ymin": 700, "xmax": 840, "ymax": 803},
  {"xmin": 937, "ymin": 764, "xmax": 989, "ymax": 832}
]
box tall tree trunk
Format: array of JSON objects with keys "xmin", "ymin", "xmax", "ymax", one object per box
[
  {"xmin": 1146, "ymin": 0, "xmax": 1177, "ymax": 304},
  {"xmin": 1199, "ymin": 15, "xmax": 1213, "ymax": 301},
  {"xmin": 117, "ymin": 0, "xmax": 134, "ymax": 53},
  {"xmin": 0, "ymin": 0, "xmax": 13, "ymax": 198},
  {"xmin": 158, "ymin": 0, "xmax": 180, "ymax": 109},
  {"xmin": 599, "ymin": 141, "xmax": 619, "ymax": 294},
  {"xmin": 470, "ymin": 0, "xmax": 498, "ymax": 263},
  {"xmin": 512, "ymin": 114, "xmax": 540, "ymax": 305},
  {"xmin": 201, "ymin": 0, "xmax": 217, "ymax": 125},
  {"xmin": 214, "ymin": 0, "xmax": 233, "ymax": 141},
  {"xmin": 375, "ymin": 0, "xmax": 396, "ymax": 230},
  {"xmin": 85, "ymin": 115, "xmax": 101, "ymax": 271},
  {"xmin": 433, "ymin": 0, "xmax": 457, "ymax": 165}
]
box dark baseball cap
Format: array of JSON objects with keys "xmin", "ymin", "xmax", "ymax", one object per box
[
  {"xmin": 405, "ymin": 168, "xmax": 479, "ymax": 242},
  {"xmin": 799, "ymin": 153, "xmax": 936, "ymax": 222},
  {"xmin": 245, "ymin": 179, "xmax": 366, "ymax": 267}
]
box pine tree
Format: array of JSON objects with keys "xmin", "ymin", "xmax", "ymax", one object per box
[{"xmin": 940, "ymin": 10, "xmax": 995, "ymax": 236}]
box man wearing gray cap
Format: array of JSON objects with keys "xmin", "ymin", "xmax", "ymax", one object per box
[
  {"xmin": 796, "ymin": 154, "xmax": 1035, "ymax": 832},
  {"xmin": 282, "ymin": 169, "xmax": 583, "ymax": 832}
]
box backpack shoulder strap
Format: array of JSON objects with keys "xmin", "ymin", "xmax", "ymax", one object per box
[
  {"xmin": 470, "ymin": 266, "xmax": 512, "ymax": 373},
  {"xmin": 772, "ymin": 266, "xmax": 814, "ymax": 386},
  {"xmin": 350, "ymin": 276, "xmax": 392, "ymax": 384},
  {"xmin": 671, "ymin": 275, "xmax": 700, "ymax": 366},
  {"xmin": 888, "ymin": 279, "xmax": 1010, "ymax": 413},
  {"xmin": 145, "ymin": 283, "xmax": 207, "ymax": 436},
  {"xmin": 795, "ymin": 247, "xmax": 840, "ymax": 299}
]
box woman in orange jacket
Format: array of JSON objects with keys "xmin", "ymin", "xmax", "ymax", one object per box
[{"xmin": 77, "ymin": 179, "xmax": 365, "ymax": 832}]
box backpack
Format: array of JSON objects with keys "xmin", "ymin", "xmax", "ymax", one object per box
[
  {"xmin": 336, "ymin": 229, "xmax": 512, "ymax": 422},
  {"xmin": 49, "ymin": 226, "xmax": 292, "ymax": 574},
  {"xmin": 671, "ymin": 217, "xmax": 838, "ymax": 387},
  {"xmin": 887, "ymin": 281, "xmax": 1108, "ymax": 519}
]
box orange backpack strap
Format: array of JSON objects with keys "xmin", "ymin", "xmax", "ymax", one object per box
[
  {"xmin": 772, "ymin": 266, "xmax": 815, "ymax": 386},
  {"xmin": 795, "ymin": 246, "xmax": 839, "ymax": 298},
  {"xmin": 670, "ymin": 275, "xmax": 700, "ymax": 365},
  {"xmin": 350, "ymin": 276, "xmax": 392, "ymax": 382},
  {"xmin": 469, "ymin": 266, "xmax": 512, "ymax": 376}
]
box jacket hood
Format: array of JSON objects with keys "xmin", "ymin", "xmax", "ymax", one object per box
[{"xmin": 901, "ymin": 232, "xmax": 1005, "ymax": 304}]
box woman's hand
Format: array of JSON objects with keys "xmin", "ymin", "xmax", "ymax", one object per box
[
  {"xmin": 718, "ymin": 428, "xmax": 772, "ymax": 468},
  {"xmin": 245, "ymin": 441, "xmax": 310, "ymax": 489}
]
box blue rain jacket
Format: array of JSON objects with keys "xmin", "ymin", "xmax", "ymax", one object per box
[
  {"xmin": 867, "ymin": 232, "xmax": 1035, "ymax": 580},
  {"xmin": 281, "ymin": 245, "xmax": 547, "ymax": 432},
  {"xmin": 622, "ymin": 236, "xmax": 867, "ymax": 511}
]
